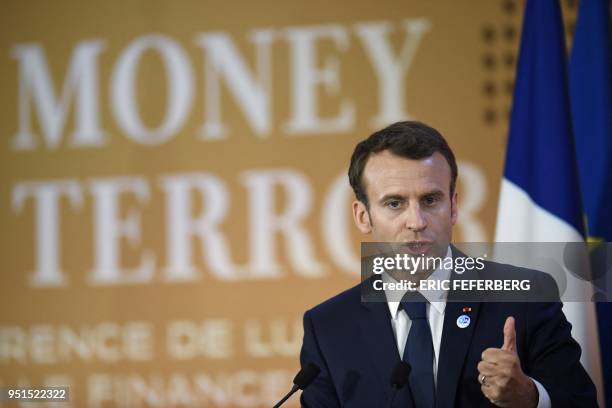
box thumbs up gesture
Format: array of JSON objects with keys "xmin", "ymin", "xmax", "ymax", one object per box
[
  {"xmin": 501, "ymin": 315, "xmax": 516, "ymax": 352},
  {"xmin": 477, "ymin": 317, "xmax": 538, "ymax": 407}
]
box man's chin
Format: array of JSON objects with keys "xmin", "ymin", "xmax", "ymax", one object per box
[
  {"xmin": 392, "ymin": 268, "xmax": 434, "ymax": 280},
  {"xmin": 379, "ymin": 241, "xmax": 449, "ymax": 263}
]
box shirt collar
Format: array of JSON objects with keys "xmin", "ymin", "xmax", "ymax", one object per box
[{"xmin": 384, "ymin": 246, "xmax": 452, "ymax": 319}]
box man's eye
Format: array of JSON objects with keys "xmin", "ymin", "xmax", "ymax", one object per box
[
  {"xmin": 386, "ymin": 200, "xmax": 402, "ymax": 209},
  {"xmin": 423, "ymin": 196, "xmax": 439, "ymax": 206}
]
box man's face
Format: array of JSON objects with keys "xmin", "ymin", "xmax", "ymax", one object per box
[{"xmin": 352, "ymin": 150, "xmax": 458, "ymax": 260}]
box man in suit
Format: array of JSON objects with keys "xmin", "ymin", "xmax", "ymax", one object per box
[{"xmin": 299, "ymin": 121, "xmax": 597, "ymax": 407}]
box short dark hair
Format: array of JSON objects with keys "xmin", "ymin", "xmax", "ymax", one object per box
[{"xmin": 348, "ymin": 121, "xmax": 458, "ymax": 207}]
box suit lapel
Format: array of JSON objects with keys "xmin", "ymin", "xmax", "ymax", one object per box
[
  {"xmin": 436, "ymin": 300, "xmax": 480, "ymax": 408},
  {"xmin": 436, "ymin": 246, "xmax": 482, "ymax": 408},
  {"xmin": 359, "ymin": 297, "xmax": 401, "ymax": 401}
]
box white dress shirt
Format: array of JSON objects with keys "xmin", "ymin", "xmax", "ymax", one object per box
[{"xmin": 382, "ymin": 247, "xmax": 551, "ymax": 407}]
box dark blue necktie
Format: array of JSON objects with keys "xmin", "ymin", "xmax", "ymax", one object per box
[{"xmin": 401, "ymin": 292, "xmax": 435, "ymax": 408}]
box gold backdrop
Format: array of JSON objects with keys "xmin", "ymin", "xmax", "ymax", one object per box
[{"xmin": 0, "ymin": 0, "xmax": 578, "ymax": 406}]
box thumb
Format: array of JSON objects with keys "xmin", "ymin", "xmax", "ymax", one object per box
[{"xmin": 502, "ymin": 316, "xmax": 517, "ymax": 352}]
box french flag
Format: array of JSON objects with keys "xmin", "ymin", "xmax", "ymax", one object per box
[
  {"xmin": 569, "ymin": 0, "xmax": 612, "ymax": 403},
  {"xmin": 494, "ymin": 0, "xmax": 604, "ymax": 404}
]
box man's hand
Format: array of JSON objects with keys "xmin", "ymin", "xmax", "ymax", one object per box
[{"xmin": 477, "ymin": 316, "xmax": 538, "ymax": 407}]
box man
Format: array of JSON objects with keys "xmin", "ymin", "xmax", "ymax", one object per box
[{"xmin": 299, "ymin": 121, "xmax": 597, "ymax": 407}]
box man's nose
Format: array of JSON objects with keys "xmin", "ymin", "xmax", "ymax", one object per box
[{"xmin": 404, "ymin": 205, "xmax": 427, "ymax": 232}]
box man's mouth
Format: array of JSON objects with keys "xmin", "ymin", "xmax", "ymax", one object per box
[{"xmin": 401, "ymin": 241, "xmax": 433, "ymax": 255}]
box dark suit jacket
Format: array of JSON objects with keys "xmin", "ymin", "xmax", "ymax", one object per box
[{"xmin": 299, "ymin": 254, "xmax": 597, "ymax": 407}]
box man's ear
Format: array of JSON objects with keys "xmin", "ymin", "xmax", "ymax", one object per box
[
  {"xmin": 352, "ymin": 200, "xmax": 372, "ymax": 234},
  {"xmin": 450, "ymin": 191, "xmax": 458, "ymax": 225}
]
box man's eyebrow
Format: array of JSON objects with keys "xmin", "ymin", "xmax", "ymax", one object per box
[
  {"xmin": 378, "ymin": 190, "xmax": 445, "ymax": 203},
  {"xmin": 422, "ymin": 190, "xmax": 445, "ymax": 198},
  {"xmin": 378, "ymin": 194, "xmax": 405, "ymax": 203}
]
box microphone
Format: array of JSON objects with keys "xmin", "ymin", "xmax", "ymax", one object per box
[
  {"xmin": 272, "ymin": 362, "xmax": 321, "ymax": 408},
  {"xmin": 386, "ymin": 361, "xmax": 411, "ymax": 408}
]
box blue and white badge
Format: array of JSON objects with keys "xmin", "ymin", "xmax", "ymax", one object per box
[{"xmin": 456, "ymin": 314, "xmax": 471, "ymax": 329}]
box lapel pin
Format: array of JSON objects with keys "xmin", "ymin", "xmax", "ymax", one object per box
[
  {"xmin": 462, "ymin": 306, "xmax": 472, "ymax": 313},
  {"xmin": 456, "ymin": 314, "xmax": 471, "ymax": 329}
]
